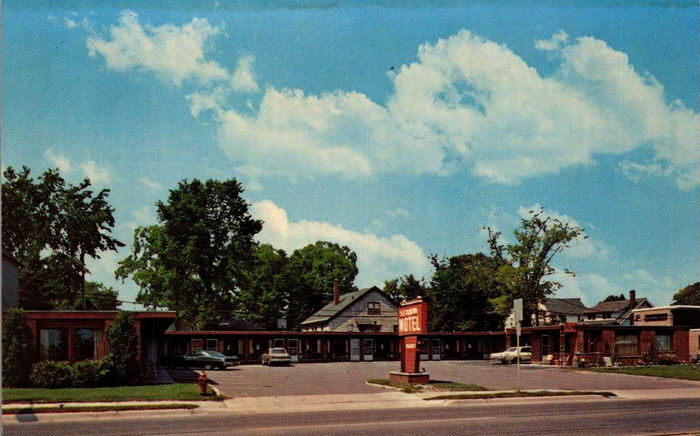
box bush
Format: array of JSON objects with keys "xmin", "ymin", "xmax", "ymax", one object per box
[
  {"xmin": 71, "ymin": 360, "xmax": 109, "ymax": 387},
  {"xmin": 30, "ymin": 361, "xmax": 73, "ymax": 388},
  {"xmin": 2, "ymin": 309, "xmax": 35, "ymax": 387},
  {"xmin": 105, "ymin": 311, "xmax": 138, "ymax": 383},
  {"xmin": 656, "ymin": 354, "xmax": 679, "ymax": 365}
]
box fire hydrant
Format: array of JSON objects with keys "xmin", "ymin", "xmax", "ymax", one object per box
[{"xmin": 198, "ymin": 371, "xmax": 209, "ymax": 396}]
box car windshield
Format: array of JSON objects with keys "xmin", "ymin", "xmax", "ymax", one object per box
[
  {"xmin": 205, "ymin": 351, "xmax": 224, "ymax": 357},
  {"xmin": 270, "ymin": 348, "xmax": 287, "ymax": 354},
  {"xmin": 506, "ymin": 347, "xmax": 517, "ymax": 352}
]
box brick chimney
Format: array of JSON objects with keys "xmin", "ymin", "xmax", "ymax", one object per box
[
  {"xmin": 629, "ymin": 289, "xmax": 637, "ymax": 309},
  {"xmin": 333, "ymin": 279, "xmax": 340, "ymax": 305}
]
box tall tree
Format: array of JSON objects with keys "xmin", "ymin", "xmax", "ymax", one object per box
[
  {"xmin": 115, "ymin": 178, "xmax": 262, "ymax": 329},
  {"xmin": 283, "ymin": 241, "xmax": 358, "ymax": 329},
  {"xmin": 486, "ymin": 207, "xmax": 585, "ymax": 327},
  {"xmin": 429, "ymin": 253, "xmax": 505, "ymax": 331},
  {"xmin": 672, "ymin": 282, "xmax": 700, "ymax": 306},
  {"xmin": 603, "ymin": 294, "xmax": 626, "ymax": 302},
  {"xmin": 383, "ymin": 274, "xmax": 430, "ymax": 305},
  {"xmin": 235, "ymin": 244, "xmax": 289, "ymax": 329},
  {"xmin": 83, "ymin": 281, "xmax": 121, "ymax": 310},
  {"xmin": 2, "ymin": 166, "xmax": 123, "ymax": 309}
]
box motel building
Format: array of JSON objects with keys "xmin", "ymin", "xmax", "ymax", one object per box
[{"xmin": 3, "ymin": 257, "xmax": 698, "ymax": 369}]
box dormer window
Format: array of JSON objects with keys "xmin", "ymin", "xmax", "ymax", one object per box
[{"xmin": 368, "ymin": 302, "xmax": 380, "ymax": 315}]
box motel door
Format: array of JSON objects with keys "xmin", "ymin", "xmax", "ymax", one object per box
[
  {"xmin": 431, "ymin": 339, "xmax": 441, "ymax": 360},
  {"xmin": 363, "ymin": 339, "xmax": 374, "ymax": 361},
  {"xmin": 419, "ymin": 339, "xmax": 429, "ymax": 361},
  {"xmin": 288, "ymin": 339, "xmax": 299, "ymax": 363},
  {"xmin": 350, "ymin": 339, "xmax": 361, "ymax": 361}
]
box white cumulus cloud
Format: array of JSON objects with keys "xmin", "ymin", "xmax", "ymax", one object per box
[
  {"xmin": 80, "ymin": 160, "xmax": 112, "ymax": 184},
  {"xmin": 89, "ymin": 15, "xmax": 699, "ymax": 189},
  {"xmin": 250, "ymin": 200, "xmax": 432, "ymax": 287},
  {"xmin": 140, "ymin": 176, "xmax": 164, "ymax": 192},
  {"xmin": 44, "ymin": 148, "xmax": 74, "ymax": 174},
  {"xmin": 87, "ymin": 11, "xmax": 229, "ymax": 86}
]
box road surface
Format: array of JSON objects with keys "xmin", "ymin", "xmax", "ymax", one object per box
[{"xmin": 5, "ymin": 397, "xmax": 700, "ymax": 435}]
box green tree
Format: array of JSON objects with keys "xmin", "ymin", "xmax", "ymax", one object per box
[
  {"xmin": 486, "ymin": 207, "xmax": 585, "ymax": 327},
  {"xmin": 383, "ymin": 274, "xmax": 430, "ymax": 305},
  {"xmin": 429, "ymin": 253, "xmax": 505, "ymax": 331},
  {"xmin": 283, "ymin": 241, "xmax": 358, "ymax": 329},
  {"xmin": 84, "ymin": 281, "xmax": 121, "ymax": 310},
  {"xmin": 235, "ymin": 244, "xmax": 289, "ymax": 329},
  {"xmin": 603, "ymin": 294, "xmax": 626, "ymax": 302},
  {"xmin": 2, "ymin": 309, "xmax": 34, "ymax": 387},
  {"xmin": 105, "ymin": 311, "xmax": 138, "ymax": 384},
  {"xmin": 2, "ymin": 166, "xmax": 123, "ymax": 309},
  {"xmin": 672, "ymin": 282, "xmax": 700, "ymax": 306},
  {"xmin": 115, "ymin": 178, "xmax": 262, "ymax": 329}
]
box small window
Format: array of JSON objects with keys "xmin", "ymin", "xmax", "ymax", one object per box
[
  {"xmin": 645, "ymin": 314, "xmax": 668, "ymax": 322},
  {"xmin": 655, "ymin": 334, "xmax": 672, "ymax": 352},
  {"xmin": 347, "ymin": 324, "xmax": 354, "ymax": 332},
  {"xmin": 74, "ymin": 329, "xmax": 95, "ymax": 361},
  {"xmin": 40, "ymin": 329, "xmax": 68, "ymax": 361},
  {"xmin": 615, "ymin": 334, "xmax": 639, "ymax": 356},
  {"xmin": 191, "ymin": 339, "xmax": 203, "ymax": 350},
  {"xmin": 206, "ymin": 339, "xmax": 218, "ymax": 350},
  {"xmin": 368, "ymin": 302, "xmax": 381, "ymax": 315}
]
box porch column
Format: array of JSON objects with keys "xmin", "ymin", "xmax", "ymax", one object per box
[{"xmin": 134, "ymin": 319, "xmax": 142, "ymax": 364}]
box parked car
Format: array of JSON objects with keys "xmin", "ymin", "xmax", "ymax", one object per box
[
  {"xmin": 489, "ymin": 346, "xmax": 532, "ymax": 364},
  {"xmin": 261, "ymin": 347, "xmax": 292, "ymax": 366},
  {"xmin": 168, "ymin": 350, "xmax": 240, "ymax": 370}
]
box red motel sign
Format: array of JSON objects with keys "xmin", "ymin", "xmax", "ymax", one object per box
[{"xmin": 398, "ymin": 298, "xmax": 428, "ymax": 336}]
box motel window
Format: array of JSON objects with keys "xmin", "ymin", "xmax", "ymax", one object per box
[
  {"xmin": 645, "ymin": 314, "xmax": 669, "ymax": 322},
  {"xmin": 368, "ymin": 302, "xmax": 381, "ymax": 315},
  {"xmin": 206, "ymin": 339, "xmax": 218, "ymax": 351},
  {"xmin": 655, "ymin": 334, "xmax": 672, "ymax": 352},
  {"xmin": 40, "ymin": 329, "xmax": 69, "ymax": 361},
  {"xmin": 615, "ymin": 334, "xmax": 639, "ymax": 356},
  {"xmin": 74, "ymin": 328, "xmax": 103, "ymax": 361},
  {"xmin": 191, "ymin": 339, "xmax": 203, "ymax": 350}
]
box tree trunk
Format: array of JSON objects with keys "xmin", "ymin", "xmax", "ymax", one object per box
[{"xmin": 81, "ymin": 251, "xmax": 86, "ymax": 310}]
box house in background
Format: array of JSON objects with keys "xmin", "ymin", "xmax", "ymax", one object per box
[
  {"xmin": 300, "ymin": 280, "xmax": 398, "ymax": 333},
  {"xmin": 582, "ymin": 290, "xmax": 652, "ymax": 326},
  {"xmin": 505, "ymin": 297, "xmax": 588, "ymax": 328},
  {"xmin": 2, "ymin": 251, "xmax": 21, "ymax": 310}
]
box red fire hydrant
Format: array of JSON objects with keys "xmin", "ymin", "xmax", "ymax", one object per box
[{"xmin": 198, "ymin": 371, "xmax": 209, "ymax": 396}]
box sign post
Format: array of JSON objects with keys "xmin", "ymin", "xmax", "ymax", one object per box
[
  {"xmin": 390, "ymin": 297, "xmax": 430, "ymax": 385},
  {"xmin": 513, "ymin": 298, "xmax": 523, "ymax": 390}
]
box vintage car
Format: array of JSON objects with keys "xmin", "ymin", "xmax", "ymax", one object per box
[
  {"xmin": 261, "ymin": 347, "xmax": 293, "ymax": 366},
  {"xmin": 489, "ymin": 346, "xmax": 532, "ymax": 364},
  {"xmin": 168, "ymin": 350, "xmax": 240, "ymax": 370}
]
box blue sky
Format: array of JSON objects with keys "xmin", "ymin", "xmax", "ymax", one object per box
[{"xmin": 3, "ymin": 0, "xmax": 698, "ymax": 308}]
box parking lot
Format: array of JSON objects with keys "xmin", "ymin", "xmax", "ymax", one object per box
[{"xmin": 169, "ymin": 360, "xmax": 699, "ymax": 398}]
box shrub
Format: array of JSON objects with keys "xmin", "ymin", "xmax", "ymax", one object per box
[
  {"xmin": 30, "ymin": 361, "xmax": 73, "ymax": 388},
  {"xmin": 71, "ymin": 360, "xmax": 109, "ymax": 387},
  {"xmin": 656, "ymin": 354, "xmax": 679, "ymax": 365},
  {"xmin": 105, "ymin": 311, "xmax": 138, "ymax": 383},
  {"xmin": 2, "ymin": 309, "xmax": 35, "ymax": 387}
]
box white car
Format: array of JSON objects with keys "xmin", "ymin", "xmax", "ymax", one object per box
[
  {"xmin": 490, "ymin": 346, "xmax": 532, "ymax": 364},
  {"xmin": 261, "ymin": 347, "xmax": 293, "ymax": 366}
]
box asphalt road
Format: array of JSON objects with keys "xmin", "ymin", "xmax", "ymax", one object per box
[
  {"xmin": 170, "ymin": 360, "xmax": 699, "ymax": 397},
  {"xmin": 5, "ymin": 397, "xmax": 700, "ymax": 435}
]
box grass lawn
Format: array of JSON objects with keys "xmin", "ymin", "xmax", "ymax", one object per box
[
  {"xmin": 425, "ymin": 391, "xmax": 616, "ymax": 401},
  {"xmin": 367, "ymin": 379, "xmax": 488, "ymax": 393},
  {"xmin": 3, "ymin": 403, "xmax": 199, "ymax": 414},
  {"xmin": 2, "ymin": 383, "xmax": 224, "ymax": 404},
  {"xmin": 587, "ymin": 364, "xmax": 700, "ymax": 381}
]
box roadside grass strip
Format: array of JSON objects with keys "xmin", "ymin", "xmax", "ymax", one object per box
[
  {"xmin": 2, "ymin": 403, "xmax": 199, "ymax": 415},
  {"xmin": 367, "ymin": 379, "xmax": 488, "ymax": 393},
  {"xmin": 2, "ymin": 383, "xmax": 225, "ymax": 404},
  {"xmin": 587, "ymin": 364, "xmax": 700, "ymax": 381},
  {"xmin": 424, "ymin": 390, "xmax": 617, "ymax": 401}
]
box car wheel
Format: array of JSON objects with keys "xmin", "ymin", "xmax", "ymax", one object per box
[{"xmin": 501, "ymin": 359, "xmax": 507, "ymax": 364}]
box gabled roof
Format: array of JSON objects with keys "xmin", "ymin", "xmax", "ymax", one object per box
[
  {"xmin": 583, "ymin": 299, "xmax": 636, "ymax": 314},
  {"xmin": 544, "ymin": 298, "xmax": 587, "ymax": 315},
  {"xmin": 300, "ymin": 286, "xmax": 395, "ymax": 326}
]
